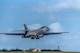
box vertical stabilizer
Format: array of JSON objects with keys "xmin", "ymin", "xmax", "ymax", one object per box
[{"xmin": 24, "ymin": 24, "xmax": 28, "ymax": 31}]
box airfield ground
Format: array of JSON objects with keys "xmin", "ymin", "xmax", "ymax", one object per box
[{"xmin": 0, "ymin": 51, "xmax": 79, "ymax": 53}]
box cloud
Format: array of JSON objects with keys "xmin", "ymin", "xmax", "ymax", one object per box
[
  {"xmin": 53, "ymin": 2, "xmax": 70, "ymax": 11},
  {"xmin": 54, "ymin": 0, "xmax": 80, "ymax": 11},
  {"xmin": 49, "ymin": 22, "xmax": 63, "ymax": 32},
  {"xmin": 32, "ymin": 0, "xmax": 80, "ymax": 13},
  {"xmin": 27, "ymin": 22, "xmax": 63, "ymax": 32}
]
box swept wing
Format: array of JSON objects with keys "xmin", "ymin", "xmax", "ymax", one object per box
[
  {"xmin": 43, "ymin": 32, "xmax": 68, "ymax": 35},
  {"xmin": 0, "ymin": 33, "xmax": 24, "ymax": 35}
]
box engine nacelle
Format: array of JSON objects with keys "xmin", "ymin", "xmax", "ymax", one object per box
[
  {"xmin": 31, "ymin": 35, "xmax": 41, "ymax": 39},
  {"xmin": 32, "ymin": 34, "xmax": 43, "ymax": 39},
  {"xmin": 31, "ymin": 37, "xmax": 35, "ymax": 39}
]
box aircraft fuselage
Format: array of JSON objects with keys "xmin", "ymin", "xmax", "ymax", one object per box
[{"xmin": 24, "ymin": 26, "xmax": 50, "ymax": 39}]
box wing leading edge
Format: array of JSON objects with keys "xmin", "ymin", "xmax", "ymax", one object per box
[
  {"xmin": 0, "ymin": 33, "xmax": 24, "ymax": 35},
  {"xmin": 43, "ymin": 32, "xmax": 69, "ymax": 35}
]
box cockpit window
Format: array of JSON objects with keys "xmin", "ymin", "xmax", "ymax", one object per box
[{"xmin": 40, "ymin": 26, "xmax": 47, "ymax": 29}]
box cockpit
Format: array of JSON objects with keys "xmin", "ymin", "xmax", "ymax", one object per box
[
  {"xmin": 40, "ymin": 26, "xmax": 47, "ymax": 29},
  {"xmin": 39, "ymin": 26, "xmax": 50, "ymax": 31}
]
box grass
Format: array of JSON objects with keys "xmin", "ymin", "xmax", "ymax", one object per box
[{"xmin": 64, "ymin": 52, "xmax": 80, "ymax": 53}]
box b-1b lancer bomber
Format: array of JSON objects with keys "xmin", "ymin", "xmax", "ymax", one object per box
[{"xmin": 0, "ymin": 24, "xmax": 68, "ymax": 39}]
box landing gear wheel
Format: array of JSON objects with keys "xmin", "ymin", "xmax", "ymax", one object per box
[
  {"xmin": 36, "ymin": 38, "xmax": 39, "ymax": 39},
  {"xmin": 31, "ymin": 37, "xmax": 34, "ymax": 39}
]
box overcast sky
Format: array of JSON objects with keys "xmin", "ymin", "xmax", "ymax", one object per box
[{"xmin": 0, "ymin": 0, "xmax": 80, "ymax": 52}]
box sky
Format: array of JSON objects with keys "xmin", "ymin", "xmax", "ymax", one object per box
[{"xmin": 0, "ymin": 0, "xmax": 80, "ymax": 52}]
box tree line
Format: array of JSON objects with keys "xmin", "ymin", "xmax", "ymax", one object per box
[{"xmin": 0, "ymin": 48, "xmax": 62, "ymax": 52}]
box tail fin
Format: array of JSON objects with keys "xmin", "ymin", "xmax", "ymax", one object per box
[{"xmin": 24, "ymin": 24, "xmax": 28, "ymax": 31}]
